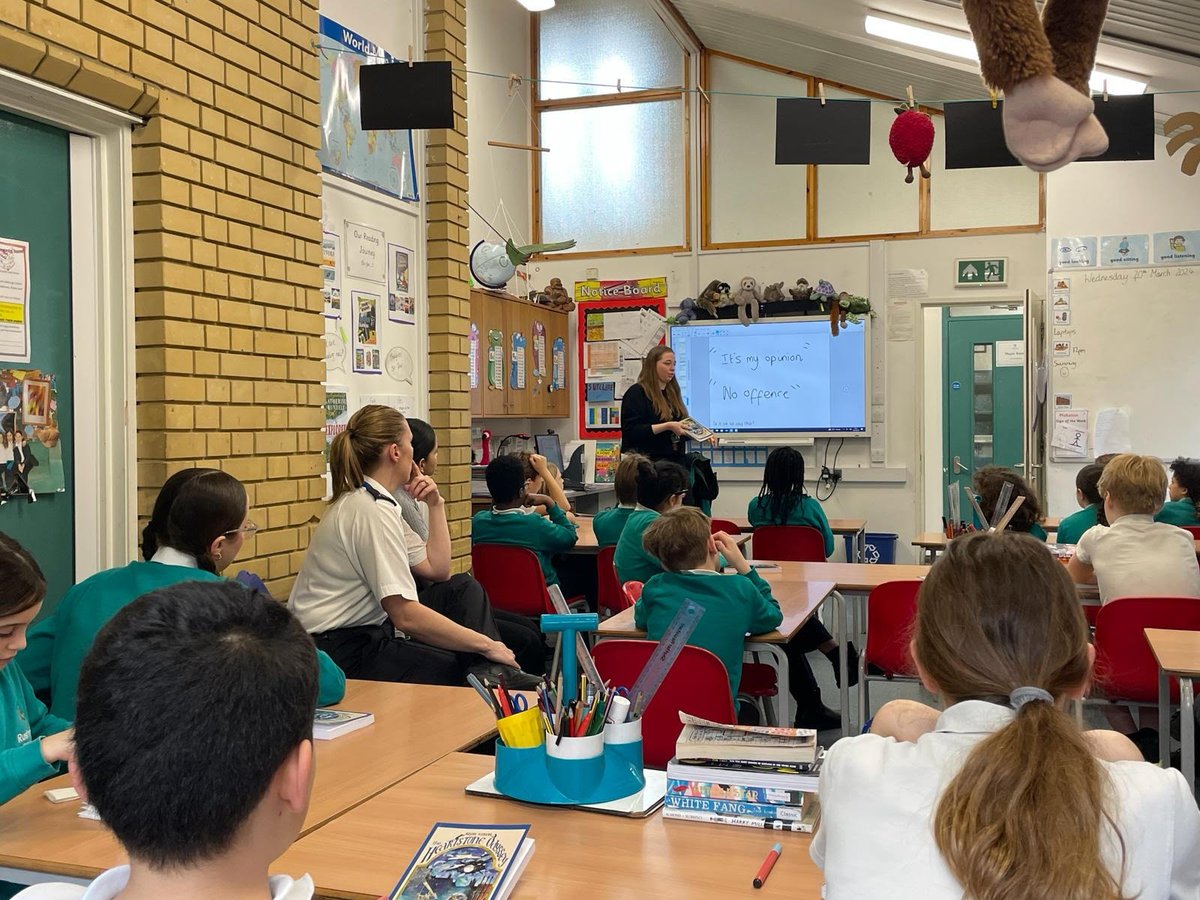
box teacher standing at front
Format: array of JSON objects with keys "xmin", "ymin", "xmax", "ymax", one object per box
[{"xmin": 620, "ymin": 345, "xmax": 692, "ymax": 463}]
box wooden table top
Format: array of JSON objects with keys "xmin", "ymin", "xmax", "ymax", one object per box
[
  {"xmin": 0, "ymin": 682, "xmax": 501, "ymax": 882},
  {"xmin": 599, "ymin": 574, "xmax": 839, "ymax": 643},
  {"xmin": 1145, "ymin": 628, "xmax": 1200, "ymax": 677},
  {"xmin": 727, "ymin": 517, "xmax": 866, "ymax": 535},
  {"xmin": 570, "ymin": 516, "xmax": 751, "ymax": 555},
  {"xmin": 274, "ymin": 752, "xmax": 824, "ymax": 900},
  {"xmin": 912, "ymin": 532, "xmax": 1200, "ymax": 555}
]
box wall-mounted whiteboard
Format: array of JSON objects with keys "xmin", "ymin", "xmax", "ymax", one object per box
[{"xmin": 1046, "ymin": 264, "xmax": 1200, "ymax": 509}]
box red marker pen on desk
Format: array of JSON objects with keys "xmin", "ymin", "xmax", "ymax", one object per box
[{"xmin": 753, "ymin": 842, "xmax": 782, "ymax": 889}]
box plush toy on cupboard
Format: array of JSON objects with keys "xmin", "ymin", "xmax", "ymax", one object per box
[
  {"xmin": 696, "ymin": 279, "xmax": 732, "ymax": 316},
  {"xmin": 732, "ymin": 276, "xmax": 762, "ymax": 326},
  {"xmin": 761, "ymin": 282, "xmax": 786, "ymax": 304},
  {"xmin": 788, "ymin": 278, "xmax": 812, "ymax": 301},
  {"xmin": 960, "ymin": 0, "xmax": 1109, "ymax": 172}
]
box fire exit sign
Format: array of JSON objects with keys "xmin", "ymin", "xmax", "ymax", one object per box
[{"xmin": 955, "ymin": 258, "xmax": 1007, "ymax": 287}]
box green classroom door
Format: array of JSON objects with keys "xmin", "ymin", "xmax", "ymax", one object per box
[
  {"xmin": 943, "ymin": 312, "xmax": 1024, "ymax": 522},
  {"xmin": 0, "ymin": 110, "xmax": 74, "ymax": 611}
]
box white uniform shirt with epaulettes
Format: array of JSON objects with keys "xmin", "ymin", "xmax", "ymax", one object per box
[{"xmin": 289, "ymin": 477, "xmax": 427, "ymax": 634}]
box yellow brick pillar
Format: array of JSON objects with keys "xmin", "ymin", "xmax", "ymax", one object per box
[{"xmin": 425, "ymin": 0, "xmax": 473, "ymax": 570}]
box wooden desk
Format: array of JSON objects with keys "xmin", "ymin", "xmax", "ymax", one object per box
[
  {"xmin": 568, "ymin": 517, "xmax": 751, "ymax": 556},
  {"xmin": 1146, "ymin": 628, "xmax": 1200, "ymax": 794},
  {"xmin": 913, "ymin": 531, "xmax": 1200, "ymax": 565},
  {"xmin": 275, "ymin": 752, "xmax": 824, "ymax": 899},
  {"xmin": 0, "ymin": 682, "xmax": 501, "ymax": 885}
]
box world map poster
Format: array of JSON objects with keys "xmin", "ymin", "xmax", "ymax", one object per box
[{"xmin": 316, "ymin": 16, "xmax": 419, "ymax": 201}]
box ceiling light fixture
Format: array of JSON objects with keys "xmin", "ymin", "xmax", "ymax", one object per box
[
  {"xmin": 864, "ymin": 14, "xmax": 1147, "ymax": 95},
  {"xmin": 517, "ymin": 0, "xmax": 555, "ymax": 11}
]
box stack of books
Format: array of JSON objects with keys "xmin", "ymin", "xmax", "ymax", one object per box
[{"xmin": 662, "ymin": 713, "xmax": 823, "ymax": 832}]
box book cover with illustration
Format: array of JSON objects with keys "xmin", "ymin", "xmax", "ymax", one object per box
[{"xmin": 388, "ymin": 823, "xmax": 534, "ymax": 900}]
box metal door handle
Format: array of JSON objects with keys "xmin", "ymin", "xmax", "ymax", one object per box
[{"xmin": 952, "ymin": 456, "xmax": 966, "ymax": 474}]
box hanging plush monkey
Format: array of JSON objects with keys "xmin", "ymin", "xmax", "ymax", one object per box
[{"xmin": 961, "ymin": 0, "xmax": 1109, "ymax": 172}]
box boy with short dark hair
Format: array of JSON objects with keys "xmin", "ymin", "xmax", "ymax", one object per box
[
  {"xmin": 16, "ymin": 581, "xmax": 319, "ymax": 899},
  {"xmin": 1157, "ymin": 457, "xmax": 1200, "ymax": 528},
  {"xmin": 470, "ymin": 455, "xmax": 578, "ymax": 586}
]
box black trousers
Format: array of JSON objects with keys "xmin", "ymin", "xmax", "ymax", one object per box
[{"xmin": 313, "ymin": 574, "xmax": 544, "ymax": 685}]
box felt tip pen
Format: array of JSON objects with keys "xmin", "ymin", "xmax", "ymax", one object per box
[{"xmin": 753, "ymin": 842, "xmax": 782, "ymax": 889}]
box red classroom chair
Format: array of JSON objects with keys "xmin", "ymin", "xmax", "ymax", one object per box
[
  {"xmin": 859, "ymin": 580, "xmax": 923, "ymax": 723},
  {"xmin": 471, "ymin": 544, "xmax": 584, "ymax": 617},
  {"xmin": 622, "ymin": 580, "xmax": 643, "ymax": 608},
  {"xmin": 1182, "ymin": 526, "xmax": 1200, "ymax": 540},
  {"xmin": 751, "ymin": 525, "xmax": 827, "ymax": 562},
  {"xmin": 710, "ymin": 518, "xmax": 742, "ymax": 535},
  {"xmin": 596, "ymin": 546, "xmax": 624, "ymax": 618},
  {"xmin": 1092, "ymin": 597, "xmax": 1200, "ymax": 717},
  {"xmin": 593, "ymin": 639, "xmax": 737, "ymax": 768}
]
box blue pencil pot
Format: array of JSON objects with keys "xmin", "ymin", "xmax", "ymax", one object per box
[{"xmin": 494, "ymin": 718, "xmax": 646, "ymax": 805}]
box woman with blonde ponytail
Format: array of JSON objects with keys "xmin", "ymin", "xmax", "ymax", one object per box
[
  {"xmin": 812, "ymin": 532, "xmax": 1200, "ymax": 899},
  {"xmin": 291, "ymin": 405, "xmax": 539, "ymax": 687}
]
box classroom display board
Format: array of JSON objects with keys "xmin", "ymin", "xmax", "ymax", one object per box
[
  {"xmin": 669, "ymin": 318, "xmax": 869, "ymax": 437},
  {"xmin": 1047, "ymin": 264, "xmax": 1200, "ymax": 463},
  {"xmin": 576, "ymin": 296, "xmax": 668, "ymax": 440}
]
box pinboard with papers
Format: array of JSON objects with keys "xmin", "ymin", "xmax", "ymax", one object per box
[{"xmin": 576, "ymin": 294, "xmax": 668, "ymax": 440}]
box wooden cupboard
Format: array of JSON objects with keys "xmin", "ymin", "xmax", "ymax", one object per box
[{"xmin": 470, "ymin": 289, "xmax": 570, "ymax": 419}]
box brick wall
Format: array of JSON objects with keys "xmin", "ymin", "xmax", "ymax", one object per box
[
  {"xmin": 424, "ymin": 0, "xmax": 472, "ymax": 570},
  {"xmin": 0, "ymin": 0, "xmax": 327, "ymax": 596}
]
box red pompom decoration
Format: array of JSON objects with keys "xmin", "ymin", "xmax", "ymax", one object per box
[{"xmin": 889, "ymin": 109, "xmax": 934, "ymax": 183}]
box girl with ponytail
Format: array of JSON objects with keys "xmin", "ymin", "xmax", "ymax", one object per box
[
  {"xmin": 19, "ymin": 469, "xmax": 345, "ymax": 721},
  {"xmin": 812, "ymin": 532, "xmax": 1200, "ymax": 899}
]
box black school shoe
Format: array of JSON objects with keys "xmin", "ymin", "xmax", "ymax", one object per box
[{"xmin": 825, "ymin": 643, "xmax": 861, "ymax": 688}]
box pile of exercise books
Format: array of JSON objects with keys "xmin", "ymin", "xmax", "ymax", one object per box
[{"xmin": 663, "ymin": 713, "xmax": 823, "ymax": 832}]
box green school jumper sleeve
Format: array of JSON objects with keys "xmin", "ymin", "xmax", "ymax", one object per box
[
  {"xmin": 613, "ymin": 509, "xmax": 664, "ymax": 585},
  {"xmin": 0, "ymin": 663, "xmax": 71, "ymax": 805},
  {"xmin": 1156, "ymin": 498, "xmax": 1200, "ymax": 528},
  {"xmin": 1056, "ymin": 504, "xmax": 1100, "ymax": 545},
  {"xmin": 635, "ymin": 569, "xmax": 782, "ymax": 702},
  {"xmin": 470, "ymin": 504, "xmax": 579, "ymax": 586},
  {"xmin": 15, "ymin": 561, "xmax": 346, "ymax": 719},
  {"xmin": 592, "ymin": 506, "xmax": 635, "ymax": 547},
  {"xmin": 747, "ymin": 495, "xmax": 836, "ymax": 558}
]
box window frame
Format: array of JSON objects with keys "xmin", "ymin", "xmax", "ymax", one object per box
[
  {"xmin": 530, "ymin": 11, "xmax": 692, "ymax": 258},
  {"xmin": 699, "ymin": 50, "xmax": 1045, "ymax": 251}
]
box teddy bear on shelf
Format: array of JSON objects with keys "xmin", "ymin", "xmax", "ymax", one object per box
[
  {"xmin": 674, "ymin": 298, "xmax": 699, "ymax": 325},
  {"xmin": 732, "ymin": 276, "xmax": 762, "ymax": 326},
  {"xmin": 762, "ymin": 282, "xmax": 786, "ymax": 303},
  {"xmin": 788, "ymin": 278, "xmax": 812, "ymax": 302},
  {"xmin": 696, "ymin": 279, "xmax": 731, "ymax": 317}
]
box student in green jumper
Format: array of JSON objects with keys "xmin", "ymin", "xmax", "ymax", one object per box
[
  {"xmin": 1057, "ymin": 462, "xmax": 1108, "ymax": 545},
  {"xmin": 635, "ymin": 508, "xmax": 838, "ymax": 728},
  {"xmin": 973, "ymin": 466, "xmax": 1048, "ymax": 539},
  {"xmin": 18, "ymin": 469, "xmax": 346, "ymax": 720},
  {"xmin": 592, "ymin": 452, "xmax": 648, "ymax": 547},
  {"xmin": 471, "ymin": 454, "xmax": 578, "ymax": 586},
  {"xmin": 0, "ymin": 534, "xmax": 72, "ymax": 806},
  {"xmin": 746, "ymin": 447, "xmax": 857, "ymax": 691},
  {"xmin": 613, "ymin": 458, "xmax": 690, "ymax": 585},
  {"xmin": 1156, "ymin": 457, "xmax": 1200, "ymax": 528}
]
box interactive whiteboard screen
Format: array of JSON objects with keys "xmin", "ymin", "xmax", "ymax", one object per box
[{"xmin": 669, "ymin": 318, "xmax": 868, "ymax": 436}]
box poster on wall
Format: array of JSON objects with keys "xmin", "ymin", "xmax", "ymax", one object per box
[
  {"xmin": 361, "ymin": 393, "xmax": 417, "ymax": 417},
  {"xmin": 1154, "ymin": 230, "xmax": 1200, "ymax": 264},
  {"xmin": 315, "ymin": 16, "xmax": 418, "ymax": 202},
  {"xmin": 387, "ymin": 243, "xmax": 415, "ymax": 324},
  {"xmin": 1051, "ymin": 237, "xmax": 1097, "ymax": 268},
  {"xmin": 321, "ymin": 233, "xmax": 341, "ymax": 318},
  {"xmin": 577, "ymin": 295, "xmax": 668, "ymax": 440},
  {"xmin": 0, "ymin": 238, "xmax": 31, "ymax": 364},
  {"xmin": 352, "ymin": 290, "xmax": 381, "ymax": 374},
  {"xmin": 345, "ymin": 221, "xmax": 385, "ymax": 283},
  {"xmin": 0, "ymin": 368, "xmax": 65, "ymax": 498}
]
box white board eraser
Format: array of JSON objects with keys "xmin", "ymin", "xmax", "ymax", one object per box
[{"xmin": 44, "ymin": 787, "xmax": 79, "ymax": 804}]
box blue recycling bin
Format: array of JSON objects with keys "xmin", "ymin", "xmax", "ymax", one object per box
[{"xmin": 844, "ymin": 532, "xmax": 898, "ymax": 564}]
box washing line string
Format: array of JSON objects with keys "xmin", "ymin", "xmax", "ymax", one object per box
[{"xmin": 310, "ymin": 38, "xmax": 1200, "ymax": 105}]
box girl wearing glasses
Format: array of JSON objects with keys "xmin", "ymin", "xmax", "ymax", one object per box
[{"xmin": 17, "ymin": 469, "xmax": 346, "ymax": 720}]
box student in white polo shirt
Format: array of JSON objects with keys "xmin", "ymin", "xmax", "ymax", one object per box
[
  {"xmin": 1068, "ymin": 452, "xmax": 1200, "ymax": 603},
  {"xmin": 290, "ymin": 405, "xmax": 538, "ymax": 688},
  {"xmin": 813, "ymin": 533, "xmax": 1200, "ymax": 900}
]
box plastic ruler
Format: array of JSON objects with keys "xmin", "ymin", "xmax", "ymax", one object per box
[{"xmin": 628, "ymin": 598, "xmax": 706, "ymax": 719}]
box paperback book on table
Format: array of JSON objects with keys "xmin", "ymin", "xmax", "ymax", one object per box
[
  {"xmin": 312, "ymin": 708, "xmax": 374, "ymax": 740},
  {"xmin": 662, "ymin": 798, "xmax": 821, "ymax": 833},
  {"xmin": 674, "ymin": 713, "xmax": 818, "ymax": 765},
  {"xmin": 387, "ymin": 822, "xmax": 534, "ymax": 900}
]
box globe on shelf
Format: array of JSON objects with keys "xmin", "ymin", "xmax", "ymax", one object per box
[{"xmin": 469, "ymin": 241, "xmax": 516, "ymax": 290}]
